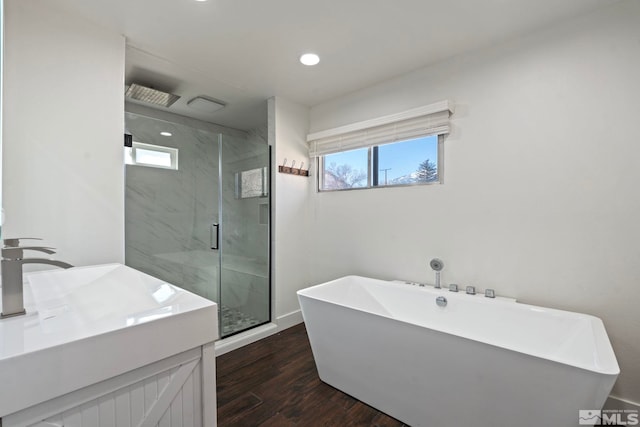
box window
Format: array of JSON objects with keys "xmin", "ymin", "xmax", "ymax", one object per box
[
  {"xmin": 319, "ymin": 135, "xmax": 441, "ymax": 191},
  {"xmin": 125, "ymin": 142, "xmax": 179, "ymax": 170},
  {"xmin": 307, "ymin": 100, "xmax": 452, "ymax": 192},
  {"xmin": 321, "ymin": 147, "xmax": 369, "ymax": 190}
]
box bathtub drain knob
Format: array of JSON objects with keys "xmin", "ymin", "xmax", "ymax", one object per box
[{"xmin": 436, "ymin": 296, "xmax": 447, "ymax": 307}]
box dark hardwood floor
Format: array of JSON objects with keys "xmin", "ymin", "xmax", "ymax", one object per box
[{"xmin": 216, "ymin": 323, "xmax": 407, "ymax": 426}]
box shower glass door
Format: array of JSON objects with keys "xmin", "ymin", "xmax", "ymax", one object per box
[
  {"xmin": 124, "ymin": 113, "xmax": 270, "ymax": 339},
  {"xmin": 218, "ymin": 134, "xmax": 270, "ymax": 336}
]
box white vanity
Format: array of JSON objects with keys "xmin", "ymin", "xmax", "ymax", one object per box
[{"xmin": 0, "ymin": 264, "xmax": 218, "ymax": 427}]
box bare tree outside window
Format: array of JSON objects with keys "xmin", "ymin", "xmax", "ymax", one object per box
[{"xmin": 323, "ymin": 162, "xmax": 367, "ymax": 190}]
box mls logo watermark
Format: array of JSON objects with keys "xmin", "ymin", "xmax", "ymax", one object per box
[
  {"xmin": 579, "ymin": 410, "xmax": 602, "ymax": 425},
  {"xmin": 579, "ymin": 409, "xmax": 639, "ymax": 425}
]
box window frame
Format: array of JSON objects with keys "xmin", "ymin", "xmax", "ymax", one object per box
[
  {"xmin": 317, "ymin": 134, "xmax": 444, "ymax": 192},
  {"xmin": 125, "ymin": 141, "xmax": 179, "ymax": 170}
]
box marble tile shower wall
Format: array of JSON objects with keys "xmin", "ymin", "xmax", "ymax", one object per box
[
  {"xmin": 125, "ymin": 114, "xmax": 270, "ymax": 329},
  {"xmin": 125, "ymin": 113, "xmax": 220, "ymax": 302},
  {"xmin": 223, "ymin": 126, "xmax": 269, "ymax": 260}
]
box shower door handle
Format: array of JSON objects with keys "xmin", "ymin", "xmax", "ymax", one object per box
[{"xmin": 211, "ymin": 223, "xmax": 219, "ymax": 250}]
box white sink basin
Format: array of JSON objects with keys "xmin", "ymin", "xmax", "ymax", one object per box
[{"xmin": 0, "ymin": 263, "xmax": 218, "ymax": 417}]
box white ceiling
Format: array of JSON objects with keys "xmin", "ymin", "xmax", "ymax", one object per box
[{"xmin": 51, "ymin": 0, "xmax": 622, "ymax": 130}]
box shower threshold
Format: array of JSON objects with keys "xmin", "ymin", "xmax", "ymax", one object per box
[{"xmin": 215, "ymin": 321, "xmax": 278, "ymax": 356}]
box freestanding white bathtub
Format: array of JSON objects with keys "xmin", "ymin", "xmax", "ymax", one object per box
[{"xmin": 297, "ymin": 276, "xmax": 619, "ymax": 427}]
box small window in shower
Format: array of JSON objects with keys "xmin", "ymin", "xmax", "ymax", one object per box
[{"xmin": 125, "ymin": 142, "xmax": 179, "ymax": 170}]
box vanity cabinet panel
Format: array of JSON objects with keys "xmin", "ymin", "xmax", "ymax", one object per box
[{"xmin": 2, "ymin": 344, "xmax": 216, "ymax": 427}]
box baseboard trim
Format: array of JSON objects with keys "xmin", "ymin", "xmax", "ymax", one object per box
[
  {"xmin": 276, "ymin": 309, "xmax": 304, "ymax": 331},
  {"xmin": 604, "ymin": 395, "xmax": 640, "ymax": 411}
]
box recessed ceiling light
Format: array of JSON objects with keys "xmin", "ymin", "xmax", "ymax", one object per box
[
  {"xmin": 300, "ymin": 53, "xmax": 320, "ymax": 66},
  {"xmin": 160, "ymin": 131, "xmax": 172, "ymax": 137}
]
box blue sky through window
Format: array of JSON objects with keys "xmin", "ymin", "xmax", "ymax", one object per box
[{"xmin": 377, "ymin": 135, "xmax": 438, "ymax": 183}]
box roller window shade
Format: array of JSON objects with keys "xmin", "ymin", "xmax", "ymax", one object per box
[{"xmin": 308, "ymin": 101, "xmax": 452, "ymax": 158}]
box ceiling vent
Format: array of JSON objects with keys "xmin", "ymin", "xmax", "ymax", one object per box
[
  {"xmin": 125, "ymin": 83, "xmax": 180, "ymax": 107},
  {"xmin": 187, "ymin": 96, "xmax": 226, "ymax": 113}
]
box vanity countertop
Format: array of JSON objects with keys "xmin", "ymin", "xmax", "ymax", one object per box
[{"xmin": 0, "ymin": 263, "xmax": 218, "ymax": 417}]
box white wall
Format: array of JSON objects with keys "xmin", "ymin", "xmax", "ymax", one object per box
[
  {"xmin": 0, "ymin": 0, "xmax": 4, "ymax": 231},
  {"xmin": 2, "ymin": 0, "xmax": 125, "ymax": 266},
  {"xmin": 308, "ymin": 1, "xmax": 640, "ymax": 404},
  {"xmin": 269, "ymin": 97, "xmax": 312, "ymax": 325}
]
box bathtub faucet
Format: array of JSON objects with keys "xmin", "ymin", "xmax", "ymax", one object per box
[
  {"xmin": 429, "ymin": 258, "xmax": 444, "ymax": 289},
  {"xmin": 1, "ymin": 238, "xmax": 73, "ymax": 318}
]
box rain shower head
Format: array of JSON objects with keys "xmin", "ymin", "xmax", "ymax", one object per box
[{"xmin": 125, "ymin": 83, "xmax": 180, "ymax": 107}]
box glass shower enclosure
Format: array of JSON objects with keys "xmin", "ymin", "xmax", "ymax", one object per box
[{"xmin": 124, "ymin": 112, "xmax": 270, "ymax": 338}]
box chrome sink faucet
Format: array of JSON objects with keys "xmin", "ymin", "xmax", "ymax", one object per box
[{"xmin": 1, "ymin": 238, "xmax": 73, "ymax": 318}]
